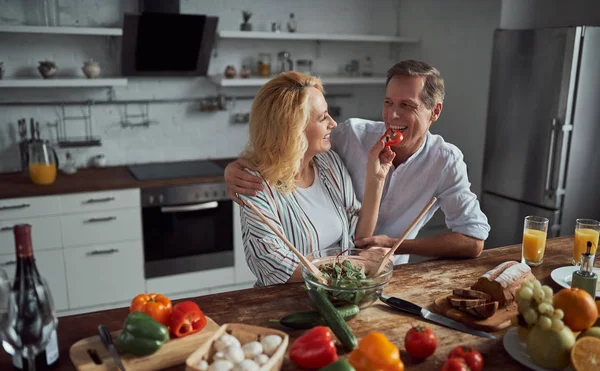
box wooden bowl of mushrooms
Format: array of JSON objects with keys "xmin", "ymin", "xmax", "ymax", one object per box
[{"xmin": 185, "ymin": 323, "xmax": 289, "ymax": 371}]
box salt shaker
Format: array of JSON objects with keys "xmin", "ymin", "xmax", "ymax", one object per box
[{"xmin": 571, "ymin": 241, "xmax": 598, "ymax": 299}]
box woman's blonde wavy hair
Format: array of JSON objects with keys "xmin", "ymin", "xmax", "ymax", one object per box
[{"xmin": 242, "ymin": 72, "xmax": 324, "ymax": 194}]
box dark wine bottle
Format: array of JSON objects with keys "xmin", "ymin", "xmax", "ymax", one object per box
[{"xmin": 11, "ymin": 224, "xmax": 59, "ymax": 370}]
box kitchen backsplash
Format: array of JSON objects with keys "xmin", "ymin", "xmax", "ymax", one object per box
[{"xmin": 0, "ymin": 0, "xmax": 405, "ymax": 173}]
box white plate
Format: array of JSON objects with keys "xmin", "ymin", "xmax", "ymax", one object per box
[
  {"xmin": 550, "ymin": 266, "xmax": 600, "ymax": 298},
  {"xmin": 503, "ymin": 328, "xmax": 574, "ymax": 371}
]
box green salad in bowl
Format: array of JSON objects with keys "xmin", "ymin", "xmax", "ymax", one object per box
[{"xmin": 301, "ymin": 247, "xmax": 394, "ymax": 308}]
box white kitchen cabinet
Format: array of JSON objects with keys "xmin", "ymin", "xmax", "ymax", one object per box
[
  {"xmin": 0, "ymin": 195, "xmax": 61, "ymax": 220},
  {"xmin": 64, "ymin": 241, "xmax": 144, "ymax": 309},
  {"xmin": 0, "ymin": 249, "xmax": 69, "ymax": 311},
  {"xmin": 60, "ymin": 208, "xmax": 142, "ymax": 248},
  {"xmin": 0, "ymin": 215, "xmax": 62, "ymax": 255},
  {"xmin": 59, "ymin": 189, "xmax": 139, "ymax": 214}
]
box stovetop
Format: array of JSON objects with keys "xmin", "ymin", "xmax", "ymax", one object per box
[{"xmin": 128, "ymin": 160, "xmax": 224, "ymax": 181}]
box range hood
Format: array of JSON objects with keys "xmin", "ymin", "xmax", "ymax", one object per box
[{"xmin": 121, "ymin": 0, "xmax": 218, "ymax": 77}]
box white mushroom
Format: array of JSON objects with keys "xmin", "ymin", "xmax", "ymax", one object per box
[
  {"xmin": 224, "ymin": 345, "xmax": 245, "ymax": 364},
  {"xmin": 197, "ymin": 360, "xmax": 209, "ymax": 371},
  {"xmin": 241, "ymin": 341, "xmax": 263, "ymax": 358},
  {"xmin": 260, "ymin": 335, "xmax": 283, "ymax": 356},
  {"xmin": 232, "ymin": 359, "xmax": 260, "ymax": 371},
  {"xmin": 254, "ymin": 354, "xmax": 269, "ymax": 366},
  {"xmin": 214, "ymin": 335, "xmax": 232, "ymax": 352},
  {"xmin": 208, "ymin": 360, "xmax": 233, "ymax": 371},
  {"xmin": 213, "ymin": 351, "xmax": 226, "ymax": 361}
]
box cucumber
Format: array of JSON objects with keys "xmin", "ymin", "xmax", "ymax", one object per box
[
  {"xmin": 308, "ymin": 289, "xmax": 358, "ymax": 351},
  {"xmin": 280, "ymin": 304, "xmax": 360, "ymax": 329},
  {"xmin": 318, "ymin": 359, "xmax": 356, "ymax": 371}
]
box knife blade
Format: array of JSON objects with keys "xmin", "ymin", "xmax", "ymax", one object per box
[
  {"xmin": 98, "ymin": 324, "xmax": 126, "ymax": 371},
  {"xmin": 379, "ymin": 294, "xmax": 497, "ymax": 340}
]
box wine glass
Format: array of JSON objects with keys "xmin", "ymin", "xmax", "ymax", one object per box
[
  {"xmin": 0, "ymin": 268, "xmax": 15, "ymax": 356},
  {"xmin": 0, "ymin": 271, "xmax": 58, "ymax": 371}
]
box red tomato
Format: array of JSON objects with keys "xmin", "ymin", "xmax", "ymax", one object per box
[
  {"xmin": 441, "ymin": 357, "xmax": 471, "ymax": 371},
  {"xmin": 404, "ymin": 325, "xmax": 437, "ymax": 360},
  {"xmin": 448, "ymin": 346, "xmax": 483, "ymax": 371}
]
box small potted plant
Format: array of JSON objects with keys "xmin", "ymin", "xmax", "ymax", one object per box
[{"xmin": 240, "ymin": 11, "xmax": 252, "ymax": 31}]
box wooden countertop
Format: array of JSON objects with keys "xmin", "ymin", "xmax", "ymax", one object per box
[
  {"xmin": 0, "ymin": 158, "xmax": 236, "ymax": 200},
  {"xmin": 0, "ymin": 236, "xmax": 583, "ymax": 370}
]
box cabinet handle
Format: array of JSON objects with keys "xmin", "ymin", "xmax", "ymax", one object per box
[
  {"xmin": 1, "ymin": 260, "xmax": 16, "ymax": 267},
  {"xmin": 0, "ymin": 203, "xmax": 30, "ymax": 211},
  {"xmin": 86, "ymin": 248, "xmax": 119, "ymax": 256},
  {"xmin": 82, "ymin": 197, "xmax": 115, "ymax": 204},
  {"xmin": 0, "ymin": 226, "xmax": 13, "ymax": 232},
  {"xmin": 84, "ymin": 217, "xmax": 117, "ymax": 223}
]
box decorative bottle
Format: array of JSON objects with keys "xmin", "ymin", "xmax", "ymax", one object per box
[
  {"xmin": 287, "ymin": 13, "xmax": 297, "ymax": 32},
  {"xmin": 571, "ymin": 241, "xmax": 598, "ymax": 299},
  {"xmin": 11, "ymin": 224, "xmax": 60, "ymax": 370}
]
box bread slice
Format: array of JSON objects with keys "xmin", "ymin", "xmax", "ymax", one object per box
[
  {"xmin": 470, "ymin": 261, "xmax": 535, "ymax": 307},
  {"xmin": 447, "ymin": 295, "xmax": 490, "ymax": 309},
  {"xmin": 461, "ymin": 301, "xmax": 499, "ymax": 319},
  {"xmin": 452, "ymin": 288, "xmax": 492, "ymax": 301}
]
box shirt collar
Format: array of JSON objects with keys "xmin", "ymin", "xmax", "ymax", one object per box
[{"xmin": 398, "ymin": 131, "xmax": 430, "ymax": 167}]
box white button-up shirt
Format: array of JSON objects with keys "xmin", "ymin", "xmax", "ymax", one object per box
[{"xmin": 331, "ymin": 118, "xmax": 491, "ymax": 264}]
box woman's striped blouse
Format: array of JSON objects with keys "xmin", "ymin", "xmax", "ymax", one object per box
[{"xmin": 238, "ymin": 150, "xmax": 361, "ymax": 286}]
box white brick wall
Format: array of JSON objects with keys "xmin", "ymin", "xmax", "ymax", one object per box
[{"xmin": 0, "ymin": 0, "xmax": 404, "ymax": 173}]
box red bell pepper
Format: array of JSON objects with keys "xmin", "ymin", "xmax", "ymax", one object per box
[
  {"xmin": 379, "ymin": 128, "xmax": 403, "ymax": 146},
  {"xmin": 168, "ymin": 301, "xmax": 207, "ymax": 338},
  {"xmin": 289, "ymin": 326, "xmax": 338, "ymax": 369}
]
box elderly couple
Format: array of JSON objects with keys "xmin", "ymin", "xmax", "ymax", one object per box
[{"xmin": 225, "ymin": 60, "xmax": 490, "ymax": 287}]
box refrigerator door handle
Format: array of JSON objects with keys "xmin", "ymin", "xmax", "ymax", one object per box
[{"xmin": 544, "ymin": 118, "xmax": 559, "ymax": 196}]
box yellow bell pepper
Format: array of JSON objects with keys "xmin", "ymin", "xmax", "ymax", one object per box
[{"xmin": 348, "ymin": 332, "xmax": 404, "ymax": 371}]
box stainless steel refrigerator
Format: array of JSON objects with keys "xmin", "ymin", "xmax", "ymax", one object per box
[{"xmin": 481, "ymin": 26, "xmax": 600, "ymax": 249}]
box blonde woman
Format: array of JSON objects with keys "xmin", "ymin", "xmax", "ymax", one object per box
[{"xmin": 238, "ymin": 72, "xmax": 395, "ymax": 286}]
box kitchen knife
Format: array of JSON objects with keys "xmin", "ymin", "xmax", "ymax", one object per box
[
  {"xmin": 98, "ymin": 324, "xmax": 126, "ymax": 371},
  {"xmin": 379, "ymin": 294, "xmax": 497, "ymax": 340}
]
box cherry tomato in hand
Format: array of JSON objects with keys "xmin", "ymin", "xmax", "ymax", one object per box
[
  {"xmin": 448, "ymin": 346, "xmax": 483, "ymax": 371},
  {"xmin": 404, "ymin": 325, "xmax": 437, "ymax": 360},
  {"xmin": 441, "ymin": 357, "xmax": 471, "ymax": 371}
]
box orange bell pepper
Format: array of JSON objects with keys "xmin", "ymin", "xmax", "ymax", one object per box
[
  {"xmin": 130, "ymin": 293, "xmax": 172, "ymax": 326},
  {"xmin": 348, "ymin": 332, "xmax": 404, "ymax": 371}
]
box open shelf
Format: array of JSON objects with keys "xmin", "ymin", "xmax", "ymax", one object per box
[
  {"xmin": 0, "ymin": 25, "xmax": 122, "ymax": 36},
  {"xmin": 218, "ymin": 30, "xmax": 419, "ymax": 43},
  {"xmin": 208, "ymin": 74, "xmax": 386, "ymax": 87},
  {"xmin": 0, "ymin": 78, "xmax": 128, "ymax": 88}
]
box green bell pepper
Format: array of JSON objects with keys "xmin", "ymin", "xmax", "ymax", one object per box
[
  {"xmin": 318, "ymin": 359, "xmax": 356, "ymax": 371},
  {"xmin": 116, "ymin": 311, "xmax": 169, "ymax": 356}
]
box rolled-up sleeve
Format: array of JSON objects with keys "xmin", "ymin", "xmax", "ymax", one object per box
[
  {"xmin": 238, "ymin": 173, "xmax": 299, "ymax": 286},
  {"xmin": 436, "ymin": 151, "xmax": 491, "ymax": 240}
]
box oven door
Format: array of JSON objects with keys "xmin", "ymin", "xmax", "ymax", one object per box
[{"xmin": 142, "ymin": 199, "xmax": 234, "ymax": 278}]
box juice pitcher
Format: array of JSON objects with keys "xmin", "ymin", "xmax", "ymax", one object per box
[{"xmin": 28, "ymin": 141, "xmax": 59, "ymax": 185}]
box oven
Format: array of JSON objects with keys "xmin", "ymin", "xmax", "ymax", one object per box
[{"xmin": 140, "ymin": 182, "xmax": 234, "ymax": 279}]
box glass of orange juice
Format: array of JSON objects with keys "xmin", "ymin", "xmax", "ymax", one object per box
[
  {"xmin": 522, "ymin": 216, "xmax": 549, "ymax": 267},
  {"xmin": 28, "ymin": 141, "xmax": 57, "ymax": 185},
  {"xmin": 573, "ymin": 219, "xmax": 600, "ymax": 265}
]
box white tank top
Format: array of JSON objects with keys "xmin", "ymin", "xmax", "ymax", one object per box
[{"xmin": 295, "ymin": 166, "xmax": 344, "ymax": 249}]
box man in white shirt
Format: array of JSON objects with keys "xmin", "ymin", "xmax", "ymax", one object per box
[{"xmin": 225, "ymin": 60, "xmax": 490, "ymax": 263}]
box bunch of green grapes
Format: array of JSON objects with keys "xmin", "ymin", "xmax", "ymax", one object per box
[{"xmin": 513, "ymin": 279, "xmax": 565, "ymax": 332}]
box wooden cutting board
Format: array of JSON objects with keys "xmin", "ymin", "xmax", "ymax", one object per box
[
  {"xmin": 69, "ymin": 316, "xmax": 220, "ymax": 371},
  {"xmin": 431, "ymin": 294, "xmax": 517, "ymax": 332}
]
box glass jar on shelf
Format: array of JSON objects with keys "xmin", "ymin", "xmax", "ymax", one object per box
[
  {"xmin": 296, "ymin": 59, "xmax": 313, "ymax": 75},
  {"xmin": 362, "ymin": 56, "xmax": 373, "ymax": 76},
  {"xmin": 258, "ymin": 53, "xmax": 271, "ymax": 77}
]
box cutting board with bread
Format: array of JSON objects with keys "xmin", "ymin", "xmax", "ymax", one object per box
[{"xmin": 432, "ymin": 261, "xmax": 536, "ymax": 331}]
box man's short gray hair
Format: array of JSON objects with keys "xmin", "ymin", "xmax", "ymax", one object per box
[{"xmin": 386, "ymin": 60, "xmax": 445, "ymax": 109}]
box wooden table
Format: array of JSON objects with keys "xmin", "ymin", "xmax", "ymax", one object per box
[{"xmin": 0, "ymin": 236, "xmax": 580, "ymax": 370}]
